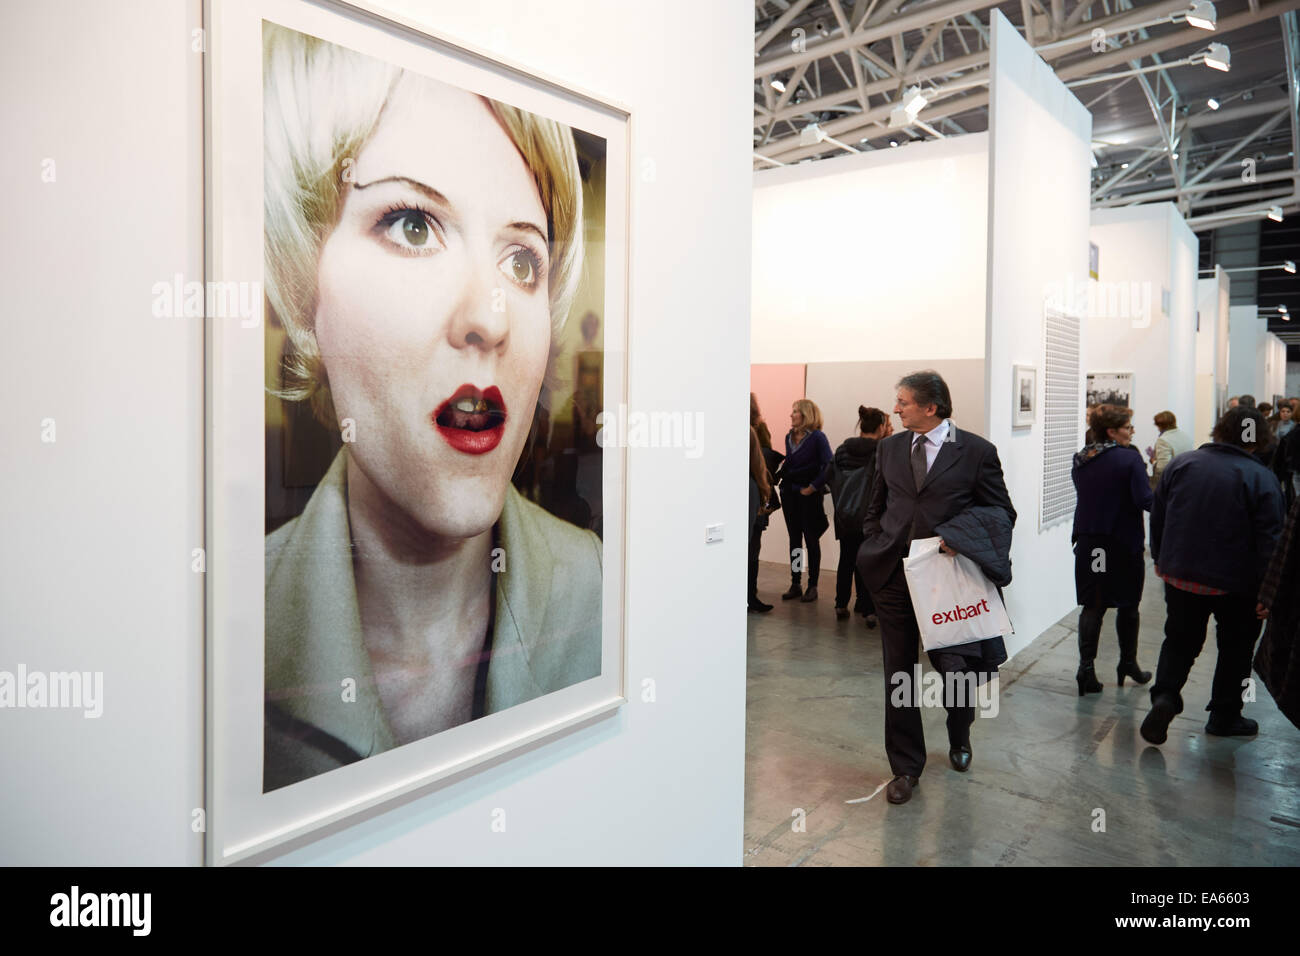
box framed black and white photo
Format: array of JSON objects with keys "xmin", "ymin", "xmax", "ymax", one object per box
[
  {"xmin": 204, "ymin": 0, "xmax": 630, "ymax": 864},
  {"xmin": 1012, "ymin": 364, "xmax": 1036, "ymax": 428},
  {"xmin": 1085, "ymin": 371, "xmax": 1134, "ymax": 411}
]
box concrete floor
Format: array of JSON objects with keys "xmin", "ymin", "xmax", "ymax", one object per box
[{"xmin": 744, "ymin": 558, "xmax": 1300, "ymax": 866}]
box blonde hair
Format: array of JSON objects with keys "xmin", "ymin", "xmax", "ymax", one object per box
[
  {"xmin": 262, "ymin": 23, "xmax": 585, "ymax": 426},
  {"xmin": 792, "ymin": 398, "xmax": 822, "ymax": 431}
]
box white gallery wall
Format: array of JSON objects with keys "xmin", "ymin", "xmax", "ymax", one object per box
[
  {"xmin": 1260, "ymin": 331, "xmax": 1288, "ymax": 402},
  {"xmin": 1229, "ymin": 304, "xmax": 1266, "ymax": 399},
  {"xmin": 752, "ymin": 133, "xmax": 989, "ymax": 366},
  {"xmin": 984, "ymin": 10, "xmax": 1093, "ymax": 657},
  {"xmin": 1, "ymin": 0, "xmax": 753, "ymax": 866},
  {"xmin": 0, "ymin": 0, "xmax": 206, "ymax": 865},
  {"xmin": 751, "ymin": 134, "xmax": 989, "ymax": 569},
  {"xmin": 1195, "ymin": 269, "xmax": 1230, "ymax": 441},
  {"xmin": 1087, "ymin": 204, "xmax": 1199, "ymax": 456}
]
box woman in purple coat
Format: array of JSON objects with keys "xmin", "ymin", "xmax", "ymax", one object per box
[
  {"xmin": 1071, "ymin": 404, "xmax": 1154, "ymax": 695},
  {"xmin": 779, "ymin": 399, "xmax": 833, "ymax": 602}
]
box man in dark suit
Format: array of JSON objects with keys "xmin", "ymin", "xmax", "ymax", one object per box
[{"xmin": 857, "ymin": 370, "xmax": 1016, "ymax": 805}]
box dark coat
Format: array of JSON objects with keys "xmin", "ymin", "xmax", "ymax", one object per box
[
  {"xmin": 1070, "ymin": 443, "xmax": 1152, "ymax": 553},
  {"xmin": 1151, "ymin": 442, "xmax": 1286, "ymax": 596},
  {"xmin": 827, "ymin": 436, "xmax": 878, "ymax": 539},
  {"xmin": 780, "ymin": 428, "xmax": 833, "ymax": 491},
  {"xmin": 935, "ymin": 505, "xmax": 1014, "ymax": 588},
  {"xmin": 858, "ymin": 424, "xmax": 1017, "ymax": 591},
  {"xmin": 1254, "ymin": 493, "xmax": 1300, "ymax": 730},
  {"xmin": 754, "ymin": 445, "xmax": 784, "ymax": 533},
  {"xmin": 781, "ymin": 428, "xmax": 833, "ymax": 538},
  {"xmin": 858, "ymin": 424, "xmax": 1016, "ymax": 666}
]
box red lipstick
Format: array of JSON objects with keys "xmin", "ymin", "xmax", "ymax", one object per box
[{"xmin": 432, "ymin": 384, "xmax": 507, "ymax": 455}]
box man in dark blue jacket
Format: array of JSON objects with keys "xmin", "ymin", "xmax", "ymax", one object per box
[{"xmin": 1141, "ymin": 406, "xmax": 1286, "ymax": 745}]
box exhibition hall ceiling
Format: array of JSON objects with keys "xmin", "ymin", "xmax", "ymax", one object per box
[{"xmin": 753, "ymin": 0, "xmax": 1300, "ymax": 348}]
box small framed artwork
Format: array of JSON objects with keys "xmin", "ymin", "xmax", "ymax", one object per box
[
  {"xmin": 1013, "ymin": 365, "xmax": 1037, "ymax": 428},
  {"xmin": 1086, "ymin": 371, "xmax": 1134, "ymax": 410},
  {"xmin": 204, "ymin": 0, "xmax": 630, "ymax": 864}
]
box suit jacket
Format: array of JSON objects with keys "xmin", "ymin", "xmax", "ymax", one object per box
[
  {"xmin": 263, "ymin": 448, "xmax": 602, "ymax": 791},
  {"xmin": 857, "ymin": 423, "xmax": 1017, "ymax": 593}
]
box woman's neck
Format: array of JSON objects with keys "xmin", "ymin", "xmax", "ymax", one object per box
[{"xmin": 344, "ymin": 454, "xmax": 493, "ymax": 654}]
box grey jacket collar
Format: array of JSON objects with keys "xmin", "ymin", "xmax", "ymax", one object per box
[{"xmin": 264, "ymin": 448, "xmax": 554, "ymax": 758}]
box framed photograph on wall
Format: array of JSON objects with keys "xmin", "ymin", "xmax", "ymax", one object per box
[
  {"xmin": 204, "ymin": 0, "xmax": 630, "ymax": 864},
  {"xmin": 1012, "ymin": 364, "xmax": 1037, "ymax": 428},
  {"xmin": 1086, "ymin": 371, "xmax": 1134, "ymax": 411}
]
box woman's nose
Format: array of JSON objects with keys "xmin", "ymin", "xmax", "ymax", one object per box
[{"xmin": 447, "ymin": 263, "xmax": 510, "ymax": 352}]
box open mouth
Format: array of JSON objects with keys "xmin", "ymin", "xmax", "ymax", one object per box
[{"xmin": 432, "ymin": 385, "xmax": 507, "ymax": 455}]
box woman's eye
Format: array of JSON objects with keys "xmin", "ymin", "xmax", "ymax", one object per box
[
  {"xmin": 385, "ymin": 211, "xmax": 430, "ymax": 248},
  {"xmin": 500, "ymin": 249, "xmax": 539, "ymax": 288}
]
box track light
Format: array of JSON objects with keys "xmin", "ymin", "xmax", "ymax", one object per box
[
  {"xmin": 1207, "ymin": 97, "xmax": 1220, "ymax": 110},
  {"xmin": 1286, "ymin": 261, "xmax": 1297, "ymax": 274},
  {"xmin": 770, "ymin": 78, "xmax": 786, "ymax": 93},
  {"xmin": 1268, "ymin": 205, "xmax": 1284, "ymax": 222},
  {"xmin": 1202, "ymin": 42, "xmax": 1230, "ymax": 71},
  {"xmin": 888, "ymin": 87, "xmax": 928, "ymax": 129},
  {"xmin": 1185, "ymin": 1, "xmax": 1217, "ymax": 30}
]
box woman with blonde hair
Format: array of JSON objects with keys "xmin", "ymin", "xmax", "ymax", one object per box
[
  {"xmin": 261, "ymin": 24, "xmax": 599, "ymax": 790},
  {"xmin": 779, "ymin": 398, "xmax": 833, "ymax": 602}
]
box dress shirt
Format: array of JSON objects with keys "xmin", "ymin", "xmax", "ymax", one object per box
[{"xmin": 910, "ymin": 419, "xmax": 951, "ymax": 474}]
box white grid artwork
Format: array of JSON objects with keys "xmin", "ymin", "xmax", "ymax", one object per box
[{"xmin": 1041, "ymin": 307, "xmax": 1081, "ymax": 531}]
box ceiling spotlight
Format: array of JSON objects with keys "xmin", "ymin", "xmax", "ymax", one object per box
[
  {"xmin": 1186, "ymin": 0, "xmax": 1217, "ymax": 30},
  {"xmin": 1121, "ymin": 162, "xmax": 1130, "ymax": 169},
  {"xmin": 1268, "ymin": 205, "xmax": 1284, "ymax": 222},
  {"xmin": 771, "ymin": 78, "xmax": 786, "ymax": 93},
  {"xmin": 1207, "ymin": 97, "xmax": 1220, "ymax": 110},
  {"xmin": 1173, "ymin": 152, "xmax": 1180, "ymax": 159},
  {"xmin": 1279, "ymin": 304, "xmax": 1289, "ymax": 313},
  {"xmin": 1285, "ymin": 261, "xmax": 1296, "ymax": 273},
  {"xmin": 813, "ymin": 19, "xmax": 831, "ymax": 38},
  {"xmin": 889, "ymin": 139, "xmax": 899, "ymax": 147},
  {"xmin": 888, "ymin": 87, "xmax": 928, "ymax": 129},
  {"xmin": 1202, "ymin": 42, "xmax": 1230, "ymax": 71}
]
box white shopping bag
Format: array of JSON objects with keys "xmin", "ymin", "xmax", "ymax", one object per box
[{"xmin": 902, "ymin": 537, "xmax": 1014, "ymax": 651}]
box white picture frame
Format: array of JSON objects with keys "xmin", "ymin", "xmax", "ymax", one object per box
[
  {"xmin": 204, "ymin": 0, "xmax": 630, "ymax": 864},
  {"xmin": 1012, "ymin": 364, "xmax": 1037, "ymax": 428}
]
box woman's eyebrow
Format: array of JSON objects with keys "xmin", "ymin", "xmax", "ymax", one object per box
[
  {"xmin": 506, "ymin": 221, "xmax": 548, "ymax": 246},
  {"xmin": 354, "ymin": 175, "xmax": 545, "ymax": 243},
  {"xmin": 353, "ymin": 175, "xmax": 450, "ymax": 205}
]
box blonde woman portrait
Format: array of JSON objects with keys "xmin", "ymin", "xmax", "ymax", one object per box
[{"xmin": 261, "ymin": 24, "xmax": 604, "ymax": 791}]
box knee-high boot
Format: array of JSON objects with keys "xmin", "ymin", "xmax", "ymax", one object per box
[
  {"xmin": 1115, "ymin": 606, "xmax": 1151, "ymax": 686},
  {"xmin": 1076, "ymin": 605, "xmax": 1104, "ymax": 695}
]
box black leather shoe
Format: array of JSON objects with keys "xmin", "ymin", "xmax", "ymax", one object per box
[
  {"xmin": 800, "ymin": 586, "xmax": 818, "ymax": 602},
  {"xmin": 1205, "ymin": 714, "xmax": 1259, "ymax": 737},
  {"xmin": 747, "ymin": 599, "xmax": 773, "ymax": 613},
  {"xmin": 781, "ymin": 585, "xmax": 802, "ymax": 600},
  {"xmin": 864, "ymin": 614, "xmax": 878, "ymax": 630},
  {"xmin": 835, "ymin": 606, "xmax": 849, "ymax": 620},
  {"xmin": 885, "ymin": 775, "xmax": 919, "ymax": 804},
  {"xmin": 1140, "ymin": 695, "xmax": 1179, "ymax": 745},
  {"xmin": 949, "ymin": 744, "xmax": 972, "ymax": 772}
]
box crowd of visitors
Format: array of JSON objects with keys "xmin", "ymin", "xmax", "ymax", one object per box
[{"xmin": 747, "ymin": 380, "xmax": 1300, "ymax": 801}]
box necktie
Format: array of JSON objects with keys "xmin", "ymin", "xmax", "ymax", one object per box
[{"xmin": 911, "ymin": 434, "xmax": 928, "ymax": 491}]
